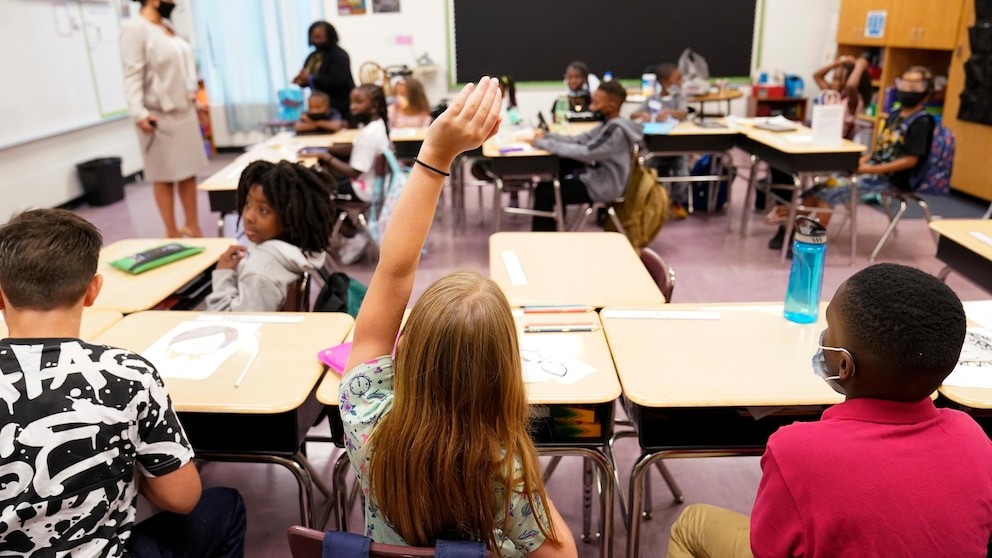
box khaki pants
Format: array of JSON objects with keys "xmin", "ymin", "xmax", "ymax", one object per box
[{"xmin": 667, "ymin": 504, "xmax": 754, "ymax": 558}]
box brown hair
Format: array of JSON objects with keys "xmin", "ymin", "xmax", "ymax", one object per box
[
  {"xmin": 367, "ymin": 270, "xmax": 559, "ymax": 554},
  {"xmin": 398, "ymin": 76, "xmax": 431, "ymax": 115},
  {"xmin": 0, "ymin": 209, "xmax": 102, "ymax": 310}
]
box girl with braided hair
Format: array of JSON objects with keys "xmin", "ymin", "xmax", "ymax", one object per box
[{"xmin": 205, "ymin": 160, "xmax": 335, "ymax": 311}]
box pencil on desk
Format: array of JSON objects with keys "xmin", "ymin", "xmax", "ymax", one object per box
[{"xmin": 524, "ymin": 323, "xmax": 600, "ymax": 333}]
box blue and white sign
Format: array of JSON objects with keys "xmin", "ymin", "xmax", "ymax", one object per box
[{"xmin": 865, "ymin": 10, "xmax": 887, "ymax": 39}]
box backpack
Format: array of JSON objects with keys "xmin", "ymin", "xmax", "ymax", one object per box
[
  {"xmin": 311, "ymin": 267, "xmax": 367, "ymax": 317},
  {"xmin": 368, "ymin": 150, "xmax": 408, "ymax": 244},
  {"xmin": 605, "ymin": 152, "xmax": 670, "ymax": 248},
  {"xmin": 689, "ymin": 154, "xmax": 731, "ymax": 210},
  {"xmin": 899, "ymin": 111, "xmax": 955, "ymax": 195}
]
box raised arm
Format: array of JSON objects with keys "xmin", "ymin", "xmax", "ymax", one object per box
[{"xmin": 345, "ymin": 78, "xmax": 502, "ymax": 369}]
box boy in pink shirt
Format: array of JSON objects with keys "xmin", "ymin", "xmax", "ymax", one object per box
[{"xmin": 668, "ymin": 263, "xmax": 992, "ymax": 558}]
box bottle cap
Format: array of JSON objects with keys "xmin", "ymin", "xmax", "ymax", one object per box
[{"xmin": 794, "ymin": 216, "xmax": 827, "ymax": 245}]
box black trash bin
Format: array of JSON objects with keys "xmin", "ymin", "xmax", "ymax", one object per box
[{"xmin": 77, "ymin": 157, "xmax": 125, "ymax": 206}]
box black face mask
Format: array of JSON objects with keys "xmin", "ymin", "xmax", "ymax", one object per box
[
  {"xmin": 157, "ymin": 1, "xmax": 176, "ymax": 19},
  {"xmin": 350, "ymin": 112, "xmax": 372, "ymax": 126},
  {"xmin": 311, "ymin": 41, "xmax": 330, "ymax": 51},
  {"xmin": 895, "ymin": 90, "xmax": 927, "ymax": 108},
  {"xmin": 307, "ymin": 112, "xmax": 332, "ymax": 121}
]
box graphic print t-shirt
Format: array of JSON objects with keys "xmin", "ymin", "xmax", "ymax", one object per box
[{"xmin": 0, "ymin": 338, "xmax": 194, "ymax": 557}]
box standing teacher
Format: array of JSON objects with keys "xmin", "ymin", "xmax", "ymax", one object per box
[
  {"xmin": 120, "ymin": 0, "xmax": 207, "ymax": 238},
  {"xmin": 293, "ymin": 21, "xmax": 356, "ymax": 122}
]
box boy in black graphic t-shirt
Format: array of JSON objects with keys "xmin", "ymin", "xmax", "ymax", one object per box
[{"xmin": 0, "ymin": 209, "xmax": 246, "ymax": 557}]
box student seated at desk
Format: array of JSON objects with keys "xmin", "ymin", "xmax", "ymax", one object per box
[
  {"xmin": 668, "ymin": 263, "xmax": 992, "ymax": 558},
  {"xmin": 768, "ymin": 66, "xmax": 936, "ymax": 230},
  {"xmin": 295, "ymin": 91, "xmax": 346, "ymax": 134},
  {"xmin": 388, "ymin": 76, "xmax": 432, "ymax": 129},
  {"xmin": 527, "ymin": 80, "xmax": 643, "ymax": 231},
  {"xmin": 206, "ymin": 161, "xmax": 334, "ymax": 311},
  {"xmin": 314, "ymin": 84, "xmax": 391, "ymax": 264},
  {"xmin": 0, "ymin": 209, "xmax": 246, "ymax": 557},
  {"xmin": 555, "ymin": 61, "xmax": 600, "ymax": 116},
  {"xmin": 340, "ymin": 77, "xmax": 577, "ymax": 558},
  {"xmin": 631, "ymin": 62, "xmax": 690, "ymax": 215}
]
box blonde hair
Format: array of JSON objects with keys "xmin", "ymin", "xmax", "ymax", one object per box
[
  {"xmin": 399, "ymin": 76, "xmax": 431, "ymax": 115},
  {"xmin": 367, "ymin": 270, "xmax": 559, "ymax": 554}
]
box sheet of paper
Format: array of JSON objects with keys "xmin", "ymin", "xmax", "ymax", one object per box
[
  {"xmin": 142, "ymin": 321, "xmax": 261, "ymax": 380},
  {"xmin": 643, "ymin": 121, "xmax": 677, "ymax": 135},
  {"xmin": 519, "ymin": 336, "xmax": 596, "ymax": 385},
  {"xmin": 600, "ymin": 309, "xmax": 721, "ymax": 320},
  {"xmin": 964, "ymin": 301, "xmax": 992, "ymax": 330},
  {"xmin": 196, "ymin": 314, "xmax": 304, "ymax": 324},
  {"xmin": 943, "ymin": 328, "xmax": 992, "ymax": 388}
]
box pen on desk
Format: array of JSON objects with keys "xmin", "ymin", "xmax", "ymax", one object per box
[
  {"xmin": 524, "ymin": 323, "xmax": 599, "ymax": 333},
  {"xmin": 499, "ymin": 146, "xmax": 524, "ymax": 154},
  {"xmin": 523, "ymin": 305, "xmax": 593, "ymax": 314},
  {"xmin": 234, "ymin": 346, "xmax": 260, "ymax": 388}
]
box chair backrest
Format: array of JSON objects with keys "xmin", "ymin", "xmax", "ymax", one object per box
[
  {"xmin": 358, "ymin": 61, "xmax": 390, "ymax": 95},
  {"xmin": 639, "ymin": 248, "xmax": 675, "ymax": 302},
  {"xmin": 287, "ymin": 526, "xmax": 489, "ymax": 558},
  {"xmin": 281, "ymin": 272, "xmax": 311, "ymax": 312}
]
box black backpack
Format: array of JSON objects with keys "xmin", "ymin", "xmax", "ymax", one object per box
[{"xmin": 311, "ymin": 268, "xmax": 367, "ymax": 316}]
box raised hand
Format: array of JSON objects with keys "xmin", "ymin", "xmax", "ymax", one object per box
[{"xmin": 418, "ymin": 77, "xmax": 503, "ymax": 168}]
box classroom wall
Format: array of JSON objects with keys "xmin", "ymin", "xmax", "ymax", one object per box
[{"xmin": 0, "ymin": 120, "xmax": 142, "ymax": 224}]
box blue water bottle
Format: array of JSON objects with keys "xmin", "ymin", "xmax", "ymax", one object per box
[{"xmin": 784, "ymin": 217, "xmax": 827, "ymax": 324}]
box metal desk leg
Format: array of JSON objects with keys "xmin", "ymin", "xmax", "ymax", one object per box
[
  {"xmin": 627, "ymin": 452, "xmax": 668, "ymax": 558},
  {"xmin": 539, "ymin": 447, "xmax": 615, "ymax": 558},
  {"xmin": 582, "ymin": 458, "xmax": 595, "ymax": 542},
  {"xmin": 740, "ymin": 154, "xmax": 760, "ymax": 237},
  {"xmin": 938, "ymin": 265, "xmax": 953, "ymax": 281},
  {"xmin": 849, "ymin": 175, "xmax": 858, "ymax": 265},
  {"xmin": 494, "ymin": 177, "xmax": 504, "ymax": 231},
  {"xmin": 780, "ymin": 173, "xmax": 804, "ymax": 264},
  {"xmin": 552, "ymin": 177, "xmax": 566, "ymax": 231},
  {"xmin": 333, "ymin": 451, "xmax": 352, "ymax": 531}
]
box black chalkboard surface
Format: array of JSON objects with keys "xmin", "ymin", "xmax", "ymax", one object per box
[{"xmin": 452, "ymin": 0, "xmax": 758, "ymax": 83}]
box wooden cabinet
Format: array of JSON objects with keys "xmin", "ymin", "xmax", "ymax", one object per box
[
  {"xmin": 837, "ymin": 0, "xmax": 892, "ymax": 45},
  {"xmin": 887, "ymin": 0, "xmax": 964, "ymax": 49},
  {"xmin": 941, "ymin": 0, "xmax": 992, "ymax": 200},
  {"xmin": 747, "ymin": 97, "xmax": 808, "ymax": 121}
]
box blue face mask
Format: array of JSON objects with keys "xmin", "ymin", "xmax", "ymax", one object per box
[{"xmin": 812, "ymin": 330, "xmax": 853, "ymax": 395}]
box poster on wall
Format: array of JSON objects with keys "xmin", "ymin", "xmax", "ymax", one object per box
[
  {"xmin": 373, "ymin": 0, "xmax": 400, "ymax": 13},
  {"xmin": 338, "ymin": 0, "xmax": 367, "ymax": 15},
  {"xmin": 864, "ymin": 10, "xmax": 886, "ymax": 39}
]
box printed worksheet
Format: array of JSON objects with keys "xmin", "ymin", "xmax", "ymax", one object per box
[{"xmin": 142, "ymin": 321, "xmax": 260, "ymax": 380}]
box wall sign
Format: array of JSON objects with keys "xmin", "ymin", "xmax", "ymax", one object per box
[{"xmin": 865, "ymin": 10, "xmax": 887, "ymax": 39}]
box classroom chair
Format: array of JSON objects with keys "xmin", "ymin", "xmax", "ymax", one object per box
[
  {"xmin": 328, "ymin": 155, "xmax": 391, "ymax": 264},
  {"xmin": 358, "ymin": 61, "xmax": 390, "ymax": 95},
  {"xmin": 867, "ymin": 190, "xmax": 939, "ymax": 262},
  {"xmin": 281, "ymin": 273, "xmax": 311, "ymax": 312},
  {"xmin": 287, "ymin": 526, "xmax": 492, "ymax": 558},
  {"xmin": 493, "ymin": 174, "xmax": 566, "ymax": 232},
  {"xmin": 638, "ymin": 248, "xmax": 675, "ymax": 302},
  {"xmin": 568, "ymin": 198, "xmax": 627, "ymax": 236}
]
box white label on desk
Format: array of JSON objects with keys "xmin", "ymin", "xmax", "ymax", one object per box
[
  {"xmin": 943, "ymin": 328, "xmax": 992, "ymax": 388},
  {"xmin": 502, "ymin": 251, "xmax": 528, "ymax": 286},
  {"xmin": 601, "ymin": 309, "xmax": 721, "ymax": 320},
  {"xmin": 969, "ymin": 231, "xmax": 992, "ymax": 248},
  {"xmin": 196, "ymin": 314, "xmax": 305, "ymax": 324},
  {"xmin": 391, "ymin": 128, "xmax": 418, "ymax": 138}
]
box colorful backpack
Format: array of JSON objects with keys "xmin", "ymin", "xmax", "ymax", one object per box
[{"xmin": 900, "ymin": 111, "xmax": 955, "ymax": 195}]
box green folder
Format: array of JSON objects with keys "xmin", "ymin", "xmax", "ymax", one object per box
[{"xmin": 110, "ymin": 243, "xmax": 205, "ymax": 274}]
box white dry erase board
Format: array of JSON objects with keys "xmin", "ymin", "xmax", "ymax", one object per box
[{"xmin": 0, "ymin": 0, "xmax": 129, "ymax": 150}]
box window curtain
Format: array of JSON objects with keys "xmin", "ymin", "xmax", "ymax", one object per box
[{"xmin": 191, "ymin": 0, "xmax": 324, "ymax": 133}]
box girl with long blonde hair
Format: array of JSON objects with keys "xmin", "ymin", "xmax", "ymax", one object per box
[{"xmin": 339, "ymin": 77, "xmax": 577, "ymax": 558}]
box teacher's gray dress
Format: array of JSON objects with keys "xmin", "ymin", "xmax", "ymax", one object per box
[{"xmin": 120, "ymin": 17, "xmax": 207, "ymax": 183}]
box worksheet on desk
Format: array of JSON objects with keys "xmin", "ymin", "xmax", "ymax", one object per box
[
  {"xmin": 944, "ymin": 328, "xmax": 992, "ymax": 389},
  {"xmin": 142, "ymin": 321, "xmax": 261, "ymax": 380}
]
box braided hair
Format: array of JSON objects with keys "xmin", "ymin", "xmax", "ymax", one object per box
[
  {"xmin": 357, "ymin": 84, "xmax": 389, "ymax": 135},
  {"xmin": 236, "ymin": 160, "xmax": 335, "ymax": 255}
]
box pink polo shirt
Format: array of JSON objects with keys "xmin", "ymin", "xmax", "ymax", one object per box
[{"xmin": 751, "ymin": 397, "xmax": 992, "ymax": 557}]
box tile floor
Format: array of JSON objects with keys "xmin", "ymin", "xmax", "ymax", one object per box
[{"xmin": 74, "ymin": 150, "xmax": 989, "ymax": 557}]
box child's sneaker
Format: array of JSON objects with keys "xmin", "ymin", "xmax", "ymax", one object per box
[
  {"xmin": 671, "ymin": 203, "xmax": 688, "ymax": 220},
  {"xmin": 337, "ymin": 233, "xmax": 369, "ymax": 265}
]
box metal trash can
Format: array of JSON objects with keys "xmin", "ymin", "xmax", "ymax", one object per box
[{"xmin": 76, "ymin": 157, "xmax": 125, "ymax": 206}]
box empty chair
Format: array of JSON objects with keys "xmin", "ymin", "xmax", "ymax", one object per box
[{"xmin": 869, "ymin": 190, "xmax": 937, "ymax": 262}]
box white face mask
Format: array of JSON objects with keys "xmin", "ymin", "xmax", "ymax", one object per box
[{"xmin": 812, "ymin": 330, "xmax": 853, "ymax": 395}]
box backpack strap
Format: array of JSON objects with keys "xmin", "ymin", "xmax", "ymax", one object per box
[
  {"xmin": 435, "ymin": 539, "xmax": 487, "ymax": 558},
  {"xmin": 322, "ymin": 531, "xmax": 371, "ymax": 558}
]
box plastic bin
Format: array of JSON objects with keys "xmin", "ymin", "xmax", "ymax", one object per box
[{"xmin": 77, "ymin": 157, "xmax": 125, "ymax": 206}]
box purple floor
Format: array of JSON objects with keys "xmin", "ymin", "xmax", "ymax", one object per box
[{"xmin": 75, "ymin": 151, "xmax": 988, "ymax": 557}]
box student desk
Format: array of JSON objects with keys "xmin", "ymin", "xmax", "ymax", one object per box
[
  {"xmin": 600, "ymin": 303, "xmax": 843, "ymax": 558},
  {"xmin": 930, "ymin": 220, "xmax": 992, "ymax": 293},
  {"xmin": 938, "ymin": 302, "xmax": 992, "ymax": 434},
  {"xmin": 315, "ymin": 309, "xmax": 621, "ymax": 557},
  {"xmin": 92, "ymin": 238, "xmax": 231, "ymax": 314},
  {"xmin": 0, "ymin": 309, "xmax": 123, "ymax": 340},
  {"xmin": 199, "ymin": 128, "xmax": 425, "ymax": 230},
  {"xmin": 489, "ymin": 232, "xmax": 665, "ymax": 307},
  {"xmin": 686, "ymin": 89, "xmax": 744, "ymax": 120},
  {"xmin": 93, "ymin": 310, "xmax": 355, "ymax": 529},
  {"xmin": 642, "ymin": 121, "xmax": 741, "ymax": 216},
  {"xmin": 737, "ymin": 124, "xmax": 865, "ymax": 263}
]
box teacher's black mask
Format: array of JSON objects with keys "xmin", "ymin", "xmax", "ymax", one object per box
[{"xmin": 157, "ymin": 1, "xmax": 176, "ymax": 19}]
